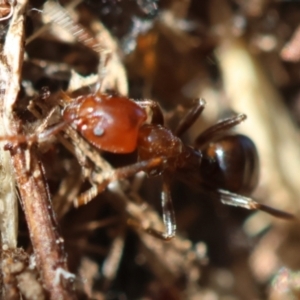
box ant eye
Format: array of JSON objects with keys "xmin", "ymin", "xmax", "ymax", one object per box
[
  {"xmin": 63, "ymin": 93, "xmax": 147, "ymax": 153},
  {"xmin": 93, "ymin": 124, "xmax": 105, "ymax": 137}
]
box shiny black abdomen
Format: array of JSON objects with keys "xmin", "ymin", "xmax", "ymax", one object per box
[{"xmin": 199, "ymin": 134, "xmax": 259, "ymax": 195}]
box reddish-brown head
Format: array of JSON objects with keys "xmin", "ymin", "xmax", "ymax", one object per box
[{"xmin": 63, "ymin": 93, "xmax": 147, "ymax": 153}]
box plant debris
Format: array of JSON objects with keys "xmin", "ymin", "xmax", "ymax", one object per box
[{"xmin": 1, "ymin": 0, "xmax": 300, "ymax": 299}]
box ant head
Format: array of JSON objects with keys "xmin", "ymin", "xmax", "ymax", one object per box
[{"xmin": 62, "ymin": 93, "xmax": 147, "ymax": 153}]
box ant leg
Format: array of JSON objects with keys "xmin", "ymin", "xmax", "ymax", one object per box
[
  {"xmin": 174, "ymin": 98, "xmax": 206, "ymax": 136},
  {"xmin": 36, "ymin": 121, "xmax": 67, "ymax": 143},
  {"xmin": 218, "ymin": 189, "xmax": 294, "ymax": 219},
  {"xmin": 0, "ymin": 108, "xmax": 66, "ymax": 145},
  {"xmin": 195, "ymin": 114, "xmax": 246, "ymax": 147},
  {"xmin": 74, "ymin": 157, "xmax": 165, "ymax": 207},
  {"xmin": 34, "ymin": 106, "xmax": 62, "ymax": 134},
  {"xmin": 0, "ymin": 122, "xmax": 66, "ymax": 145},
  {"xmin": 74, "ymin": 184, "xmax": 99, "ymax": 207},
  {"xmin": 143, "ymin": 178, "xmax": 176, "ymax": 240}
]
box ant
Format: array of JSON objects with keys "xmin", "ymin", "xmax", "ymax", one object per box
[{"xmin": 5, "ymin": 91, "xmax": 294, "ymax": 240}]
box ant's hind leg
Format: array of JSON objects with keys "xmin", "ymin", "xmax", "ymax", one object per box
[
  {"xmin": 175, "ymin": 98, "xmax": 206, "ymax": 136},
  {"xmin": 195, "ymin": 114, "xmax": 246, "ymax": 147},
  {"xmin": 218, "ymin": 189, "xmax": 294, "ymax": 220}
]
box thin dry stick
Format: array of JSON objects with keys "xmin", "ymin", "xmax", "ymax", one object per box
[
  {"xmin": 8, "ymin": 147, "xmax": 76, "ymax": 299},
  {"xmin": 42, "ymin": 0, "xmax": 103, "ymax": 53},
  {"xmin": 41, "ymin": 0, "xmax": 128, "ymax": 95},
  {"xmin": 0, "ymin": 0, "xmax": 76, "ymax": 298}
]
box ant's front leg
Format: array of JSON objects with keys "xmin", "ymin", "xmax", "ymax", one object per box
[
  {"xmin": 74, "ymin": 158, "xmax": 177, "ymax": 240},
  {"xmin": 74, "ymin": 157, "xmax": 166, "ymax": 207},
  {"xmin": 218, "ymin": 189, "xmax": 294, "ymax": 219},
  {"xmin": 0, "ymin": 107, "xmax": 65, "ymax": 146}
]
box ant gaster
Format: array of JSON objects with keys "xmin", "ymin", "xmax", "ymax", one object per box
[{"xmin": 9, "ymin": 91, "xmax": 294, "ymax": 240}]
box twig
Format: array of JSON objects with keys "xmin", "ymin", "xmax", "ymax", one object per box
[
  {"xmin": 0, "ymin": 0, "xmax": 76, "ymax": 298},
  {"xmin": 7, "ymin": 146, "xmax": 76, "ymax": 299}
]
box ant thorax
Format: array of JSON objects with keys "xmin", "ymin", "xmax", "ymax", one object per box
[
  {"xmin": 137, "ymin": 124, "xmax": 184, "ymax": 175},
  {"xmin": 138, "ymin": 125, "xmax": 182, "ymax": 158}
]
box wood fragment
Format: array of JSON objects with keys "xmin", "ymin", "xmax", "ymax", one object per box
[{"xmin": 0, "ymin": 0, "xmax": 77, "ymax": 298}]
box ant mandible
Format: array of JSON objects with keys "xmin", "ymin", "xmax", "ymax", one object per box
[{"xmin": 7, "ymin": 91, "xmax": 294, "ymax": 240}]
